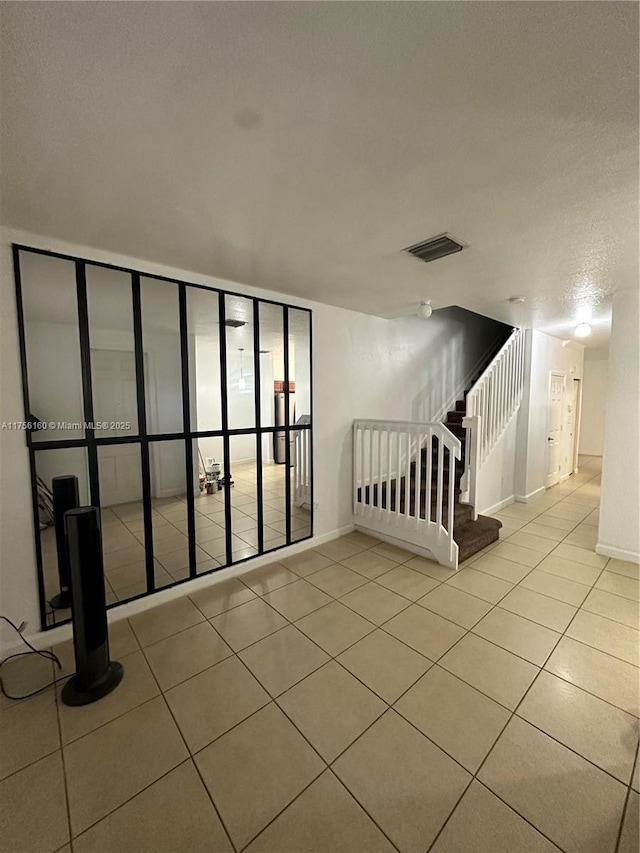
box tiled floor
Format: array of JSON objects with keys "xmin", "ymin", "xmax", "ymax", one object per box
[
  {"xmin": 2, "ymin": 456, "xmax": 639, "ymax": 852},
  {"xmin": 41, "ymin": 460, "xmax": 311, "ymax": 626}
]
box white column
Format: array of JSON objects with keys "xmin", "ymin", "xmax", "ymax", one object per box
[{"xmin": 597, "ymin": 289, "xmax": 640, "ymax": 562}]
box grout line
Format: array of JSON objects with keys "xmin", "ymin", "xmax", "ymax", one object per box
[{"xmin": 53, "ymin": 670, "xmax": 74, "ymax": 853}]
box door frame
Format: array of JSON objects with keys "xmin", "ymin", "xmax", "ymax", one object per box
[{"xmin": 546, "ymin": 371, "xmax": 566, "ymax": 488}]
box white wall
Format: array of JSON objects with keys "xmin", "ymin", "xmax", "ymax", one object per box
[
  {"xmin": 598, "ymin": 290, "xmax": 640, "ymax": 562},
  {"xmin": 515, "ymin": 330, "xmax": 584, "ymax": 500},
  {"xmin": 0, "ymin": 226, "xmax": 507, "ymax": 649},
  {"xmin": 476, "ymin": 415, "xmax": 519, "ymax": 514},
  {"xmin": 579, "ymin": 350, "xmax": 608, "ymax": 457}
]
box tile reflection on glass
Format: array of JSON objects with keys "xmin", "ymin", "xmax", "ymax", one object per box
[{"xmin": 193, "ymin": 437, "xmax": 226, "ymax": 573}]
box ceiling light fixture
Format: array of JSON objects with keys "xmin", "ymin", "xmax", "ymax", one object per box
[
  {"xmin": 417, "ymin": 301, "xmax": 433, "ymax": 319},
  {"xmin": 574, "ymin": 323, "xmax": 592, "ymax": 339},
  {"xmin": 509, "ymin": 296, "xmax": 525, "ymax": 304},
  {"xmin": 238, "ymin": 348, "xmax": 246, "ymax": 389}
]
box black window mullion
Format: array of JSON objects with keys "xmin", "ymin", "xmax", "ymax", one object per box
[
  {"xmin": 75, "ymin": 261, "xmax": 100, "ymax": 509},
  {"xmin": 132, "ymin": 272, "xmax": 155, "ymax": 593},
  {"xmin": 179, "ymin": 284, "xmax": 197, "ymax": 579},
  {"xmin": 308, "ymin": 311, "xmax": 314, "ymax": 537},
  {"xmin": 283, "ymin": 307, "xmax": 292, "ymax": 545},
  {"xmin": 253, "ymin": 300, "xmax": 264, "ymax": 554},
  {"xmin": 219, "ymin": 292, "xmax": 232, "ymax": 565}
]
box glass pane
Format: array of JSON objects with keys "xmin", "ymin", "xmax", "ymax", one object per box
[
  {"xmin": 34, "ymin": 447, "xmax": 90, "ymax": 628},
  {"xmin": 187, "ymin": 287, "xmax": 221, "ymax": 433},
  {"xmin": 225, "ymin": 294, "xmax": 255, "ymax": 430},
  {"xmin": 98, "ymin": 444, "xmax": 149, "ymax": 603},
  {"xmin": 140, "ymin": 277, "xmax": 183, "ymax": 434},
  {"xmin": 258, "ymin": 303, "xmax": 284, "ymax": 429},
  {"xmin": 193, "ymin": 436, "xmax": 226, "ymax": 571},
  {"xmin": 87, "ymin": 266, "xmax": 138, "ymax": 438},
  {"xmin": 19, "ymin": 251, "xmax": 85, "ymax": 443},
  {"xmin": 290, "ymin": 429, "xmax": 313, "ymax": 543},
  {"xmin": 229, "ymin": 434, "xmax": 258, "ymax": 561},
  {"xmin": 287, "ymin": 308, "xmax": 312, "ymax": 543},
  {"xmin": 289, "ymin": 308, "xmax": 311, "ymax": 421},
  {"xmin": 149, "ymin": 439, "xmax": 191, "ymax": 583},
  {"xmin": 261, "ymin": 445, "xmax": 287, "ymax": 551}
]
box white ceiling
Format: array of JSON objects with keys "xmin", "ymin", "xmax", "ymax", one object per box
[{"xmin": 1, "ymin": 2, "xmax": 637, "ymax": 349}]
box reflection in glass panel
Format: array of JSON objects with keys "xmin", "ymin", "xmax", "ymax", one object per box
[
  {"xmin": 87, "ymin": 266, "xmax": 138, "ymax": 438},
  {"xmin": 288, "ymin": 308, "xmax": 311, "ymax": 422},
  {"xmin": 140, "ymin": 277, "xmax": 183, "ymax": 434},
  {"xmin": 19, "ymin": 251, "xmax": 85, "ymax": 443},
  {"xmin": 229, "ymin": 434, "xmax": 259, "ymax": 561},
  {"xmin": 98, "ymin": 444, "xmax": 149, "ymax": 603},
  {"xmin": 148, "ymin": 440, "xmax": 192, "ymax": 583},
  {"xmin": 261, "ymin": 438, "xmax": 287, "ymax": 551},
  {"xmin": 290, "ymin": 428, "xmax": 313, "ymax": 543},
  {"xmin": 193, "ymin": 436, "xmax": 226, "ymax": 571},
  {"xmin": 288, "ymin": 308, "xmax": 312, "ymax": 543},
  {"xmin": 187, "ymin": 287, "xmax": 221, "ymax": 433},
  {"xmin": 225, "ymin": 294, "xmax": 255, "ymax": 430},
  {"xmin": 35, "ymin": 447, "xmax": 90, "ymax": 627},
  {"xmin": 258, "ymin": 303, "xmax": 284, "ymax": 431}
]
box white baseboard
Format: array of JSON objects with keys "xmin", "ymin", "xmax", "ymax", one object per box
[
  {"xmin": 479, "ymin": 496, "xmax": 515, "ymax": 516},
  {"xmin": 2, "ymin": 523, "xmax": 357, "ymax": 657},
  {"xmin": 595, "ymin": 543, "xmax": 640, "ymax": 563},
  {"xmin": 515, "ymin": 487, "xmax": 546, "ymax": 503}
]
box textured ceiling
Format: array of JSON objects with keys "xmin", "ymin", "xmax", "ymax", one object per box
[{"xmin": 1, "ymin": 2, "xmax": 638, "ymax": 349}]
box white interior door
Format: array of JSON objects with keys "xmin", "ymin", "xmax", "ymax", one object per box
[
  {"xmin": 546, "ymin": 372, "xmax": 565, "ymax": 487},
  {"xmin": 92, "ymin": 349, "xmax": 142, "ymax": 506},
  {"xmin": 564, "ymin": 379, "xmax": 579, "ymax": 476}
]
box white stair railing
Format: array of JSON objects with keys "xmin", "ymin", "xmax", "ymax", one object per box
[
  {"xmin": 461, "ymin": 328, "xmax": 525, "ymax": 511},
  {"xmin": 294, "ymin": 415, "xmax": 311, "ymax": 508},
  {"xmin": 353, "ymin": 419, "xmax": 461, "ymax": 568}
]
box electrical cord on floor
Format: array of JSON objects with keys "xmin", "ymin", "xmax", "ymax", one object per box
[{"xmin": 0, "ymin": 615, "xmax": 64, "ymax": 700}]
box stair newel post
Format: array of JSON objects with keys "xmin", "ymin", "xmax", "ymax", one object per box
[{"xmin": 462, "ymin": 414, "xmax": 480, "ymax": 521}]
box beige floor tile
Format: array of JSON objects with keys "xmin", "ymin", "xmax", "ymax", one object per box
[
  {"xmin": 334, "ymin": 710, "xmax": 470, "ymax": 853},
  {"xmin": 396, "ymin": 666, "xmax": 510, "ymax": 773},
  {"xmin": 581, "ymin": 589, "xmax": 639, "ymax": 631},
  {"xmin": 340, "ymin": 582, "xmax": 410, "ymax": 625},
  {"xmin": 341, "ymin": 550, "xmax": 399, "ymax": 579},
  {"xmin": 404, "ymin": 555, "xmax": 456, "ymax": 581},
  {"xmin": 618, "ymin": 790, "xmax": 639, "ymax": 853},
  {"xmin": 595, "ymin": 571, "xmax": 640, "ymax": 602},
  {"xmin": 417, "ymin": 584, "xmax": 493, "ymax": 629},
  {"xmin": 446, "ymin": 568, "xmax": 513, "ymax": 604},
  {"xmin": 431, "ymin": 779, "xmax": 560, "ymax": 853},
  {"xmin": 520, "ymin": 570, "xmax": 591, "ymax": 606},
  {"xmin": 505, "ymin": 531, "xmax": 558, "ymax": 554},
  {"xmin": 314, "ymin": 537, "xmax": 368, "ymax": 562},
  {"xmin": 439, "ymin": 633, "xmax": 538, "ymax": 710},
  {"xmin": 534, "ymin": 514, "xmax": 579, "ymax": 532},
  {"xmin": 280, "ymin": 549, "xmax": 335, "ymax": 577},
  {"xmin": 498, "ymin": 505, "xmax": 540, "ymax": 522},
  {"xmin": 239, "ymin": 625, "xmax": 329, "ymax": 697},
  {"xmin": 374, "ymin": 565, "xmax": 440, "ymax": 601},
  {"xmin": 103, "ymin": 544, "xmax": 147, "ymax": 571},
  {"xmin": 633, "ymin": 752, "xmax": 639, "ymax": 792},
  {"xmin": 150, "ymin": 534, "xmax": 188, "ymax": 557},
  {"xmin": 499, "ymin": 586, "xmax": 577, "ymax": 631},
  {"xmin": 545, "ymin": 637, "xmax": 640, "ymax": 717},
  {"xmin": 337, "ymin": 629, "xmax": 432, "ymax": 703},
  {"xmin": 489, "ymin": 542, "xmax": 544, "ymax": 568},
  {"xmin": 295, "ymin": 601, "xmax": 375, "ymax": 656},
  {"xmin": 384, "ymin": 604, "xmax": 465, "ymax": 660},
  {"xmin": 58, "ymin": 650, "xmax": 160, "ymax": 744},
  {"xmin": 536, "ymin": 554, "xmax": 602, "ymax": 586},
  {"xmin": 306, "ymin": 563, "xmax": 369, "ymax": 597},
  {"xmin": 262, "ymin": 579, "xmax": 332, "ymax": 621},
  {"xmin": 210, "ymin": 598, "xmax": 288, "ymax": 651},
  {"xmin": 0, "ymin": 751, "xmax": 69, "ymax": 853},
  {"xmin": 564, "ymin": 525, "xmax": 599, "ymax": 551},
  {"xmin": 196, "ymin": 703, "xmax": 324, "ymax": 849},
  {"xmin": 64, "ymin": 696, "xmax": 188, "ymax": 836},
  {"xmin": 165, "ymin": 655, "xmax": 270, "ymax": 753},
  {"xmin": 472, "ymin": 608, "xmax": 561, "ymax": 666},
  {"xmin": 342, "ymin": 531, "xmax": 381, "ymax": 550},
  {"xmin": 189, "ymin": 577, "xmax": 257, "ymax": 618},
  {"xmin": 129, "ymin": 597, "xmax": 205, "ymax": 647},
  {"xmin": 73, "ymin": 761, "xmax": 233, "ymax": 853},
  {"xmin": 370, "ymin": 542, "xmax": 416, "ymax": 563},
  {"xmin": 478, "ymin": 716, "xmax": 626, "ymax": 853},
  {"xmin": 566, "ymin": 610, "xmax": 639, "ymax": 666},
  {"xmin": 0, "ymin": 654, "xmax": 54, "ymax": 710},
  {"xmin": 542, "ymin": 505, "xmax": 590, "ymax": 523},
  {"xmin": 493, "ymin": 513, "xmax": 527, "ymax": 531},
  {"xmin": 144, "ymin": 621, "xmax": 232, "ymax": 691},
  {"xmin": 278, "ymin": 662, "xmax": 386, "ymax": 762},
  {"xmin": 606, "ymin": 558, "xmax": 640, "ymax": 580},
  {"xmin": 241, "ymin": 562, "xmax": 299, "ymax": 595},
  {"xmin": 245, "ymin": 769, "xmax": 396, "ymax": 853},
  {"xmin": 518, "ymin": 671, "xmax": 639, "ymax": 784},
  {"xmin": 0, "ymin": 689, "xmax": 59, "ymax": 781},
  {"xmin": 520, "ymin": 521, "xmax": 568, "ymax": 542},
  {"xmin": 471, "ymin": 553, "xmax": 533, "ymax": 583}
]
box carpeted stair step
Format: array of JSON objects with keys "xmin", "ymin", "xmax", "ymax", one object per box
[
  {"xmin": 455, "ymin": 400, "xmax": 466, "ymax": 413},
  {"xmin": 454, "ymin": 515, "xmax": 502, "ymax": 562}
]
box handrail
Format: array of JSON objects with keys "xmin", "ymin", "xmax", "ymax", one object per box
[{"xmin": 353, "ymin": 419, "xmax": 460, "ymax": 568}]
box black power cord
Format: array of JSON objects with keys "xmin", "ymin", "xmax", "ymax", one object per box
[{"xmin": 0, "ymin": 615, "xmax": 64, "ymax": 700}]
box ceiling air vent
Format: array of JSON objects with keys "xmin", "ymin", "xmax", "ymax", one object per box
[
  {"xmin": 404, "ymin": 233, "xmax": 464, "ymax": 264},
  {"xmin": 224, "ymin": 319, "xmax": 246, "ymax": 328}
]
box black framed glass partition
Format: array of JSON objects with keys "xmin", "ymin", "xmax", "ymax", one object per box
[{"xmin": 13, "ymin": 245, "xmax": 313, "ymax": 630}]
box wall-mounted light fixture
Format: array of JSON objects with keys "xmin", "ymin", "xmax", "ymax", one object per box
[
  {"xmin": 574, "ymin": 323, "xmax": 592, "ymax": 339},
  {"xmin": 417, "ymin": 301, "xmax": 433, "ymax": 319},
  {"xmin": 238, "ymin": 348, "xmax": 246, "ymax": 389}
]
